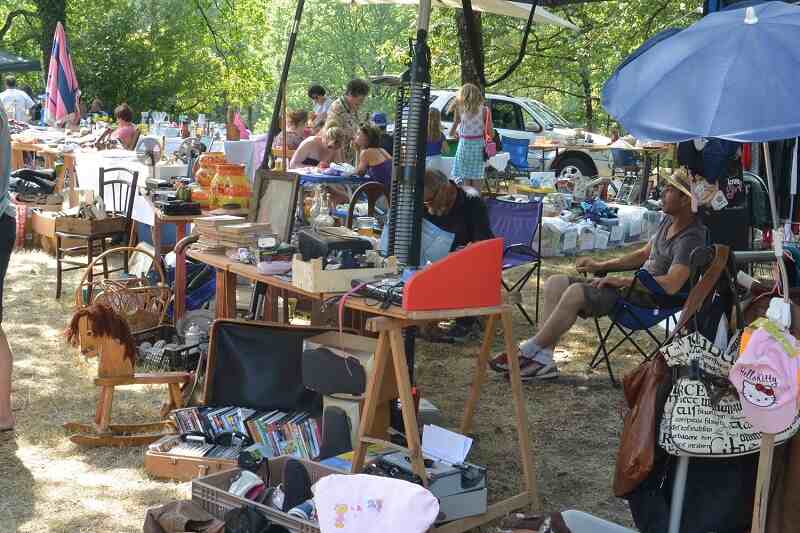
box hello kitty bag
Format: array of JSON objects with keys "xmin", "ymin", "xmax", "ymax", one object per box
[
  {"xmin": 657, "ymin": 247, "xmax": 800, "ymax": 457},
  {"xmin": 313, "ymin": 474, "xmax": 439, "ymax": 533}
]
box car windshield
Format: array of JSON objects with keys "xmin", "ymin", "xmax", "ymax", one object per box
[{"xmin": 524, "ymin": 99, "xmax": 571, "ymax": 128}]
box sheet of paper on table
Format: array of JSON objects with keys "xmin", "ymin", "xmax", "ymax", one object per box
[{"xmin": 422, "ymin": 424, "xmax": 473, "ymax": 465}]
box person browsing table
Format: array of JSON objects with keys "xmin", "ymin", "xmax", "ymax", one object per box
[{"xmin": 289, "ymin": 127, "xmax": 347, "ymax": 169}]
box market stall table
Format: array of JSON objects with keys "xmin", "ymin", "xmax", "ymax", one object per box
[{"xmin": 180, "ymin": 248, "xmax": 538, "ymax": 532}]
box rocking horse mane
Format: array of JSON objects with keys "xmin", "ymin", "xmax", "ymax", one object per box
[{"xmin": 66, "ymin": 303, "xmax": 137, "ymax": 365}]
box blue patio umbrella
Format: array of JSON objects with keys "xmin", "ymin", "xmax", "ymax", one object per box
[
  {"xmin": 602, "ymin": 1, "xmax": 800, "ymax": 144},
  {"xmin": 603, "ymin": 6, "xmax": 800, "ymax": 532}
]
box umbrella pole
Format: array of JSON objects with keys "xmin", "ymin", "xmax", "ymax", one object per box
[{"xmin": 749, "ymin": 142, "xmax": 785, "ymax": 533}]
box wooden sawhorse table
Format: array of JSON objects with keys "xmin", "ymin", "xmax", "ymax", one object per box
[{"xmin": 351, "ymin": 304, "xmax": 539, "ymax": 532}]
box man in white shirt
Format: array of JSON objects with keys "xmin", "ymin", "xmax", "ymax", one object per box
[
  {"xmin": 307, "ymin": 84, "xmax": 332, "ymax": 123},
  {"xmin": 0, "ymin": 77, "xmax": 35, "ymax": 123}
]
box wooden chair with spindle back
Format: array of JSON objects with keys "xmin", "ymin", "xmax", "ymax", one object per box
[{"xmin": 56, "ymin": 167, "xmax": 139, "ymax": 299}]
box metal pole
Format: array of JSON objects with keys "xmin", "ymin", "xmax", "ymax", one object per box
[
  {"xmin": 668, "ymin": 456, "xmax": 690, "ymax": 533},
  {"xmin": 261, "ymin": 0, "xmax": 306, "ymax": 170}
]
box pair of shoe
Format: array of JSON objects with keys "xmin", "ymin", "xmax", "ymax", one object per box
[{"xmin": 489, "ymin": 352, "xmax": 559, "ymax": 381}]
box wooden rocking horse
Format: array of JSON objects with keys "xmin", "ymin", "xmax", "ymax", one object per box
[{"xmin": 64, "ymin": 302, "xmax": 192, "ymax": 447}]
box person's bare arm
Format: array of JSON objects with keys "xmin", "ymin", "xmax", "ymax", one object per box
[
  {"xmin": 355, "ymin": 149, "xmax": 370, "ymax": 175},
  {"xmin": 448, "ymin": 110, "xmax": 460, "ymax": 138},
  {"xmin": 653, "ymin": 263, "xmax": 691, "ymax": 295},
  {"xmin": 576, "ymin": 242, "xmax": 651, "ymax": 274},
  {"xmin": 289, "ymin": 142, "xmax": 309, "ymax": 169}
]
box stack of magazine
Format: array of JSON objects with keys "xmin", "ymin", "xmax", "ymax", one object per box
[{"xmin": 171, "ymin": 406, "xmax": 321, "ymax": 460}]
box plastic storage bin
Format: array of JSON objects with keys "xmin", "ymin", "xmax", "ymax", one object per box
[{"xmin": 192, "ymin": 457, "xmax": 342, "ymax": 533}]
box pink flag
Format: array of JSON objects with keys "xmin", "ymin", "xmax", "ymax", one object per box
[{"xmin": 45, "ymin": 22, "xmax": 80, "ymax": 125}]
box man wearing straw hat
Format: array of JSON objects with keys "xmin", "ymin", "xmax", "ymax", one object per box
[
  {"xmin": 0, "ymin": 106, "xmax": 16, "ymax": 432},
  {"xmin": 491, "ymin": 169, "xmax": 707, "ymax": 381}
]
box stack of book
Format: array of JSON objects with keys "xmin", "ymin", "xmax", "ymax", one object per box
[
  {"xmin": 192, "ymin": 215, "xmax": 246, "ymax": 253},
  {"xmin": 171, "ymin": 406, "xmax": 321, "ymax": 460}
]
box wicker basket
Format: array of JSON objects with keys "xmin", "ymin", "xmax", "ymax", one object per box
[
  {"xmin": 192, "ymin": 457, "xmax": 344, "ymax": 533},
  {"xmin": 74, "ymin": 246, "xmax": 171, "ymax": 333}
]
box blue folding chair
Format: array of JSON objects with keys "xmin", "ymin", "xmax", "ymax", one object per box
[
  {"xmin": 589, "ymin": 269, "xmax": 686, "ymax": 385},
  {"xmin": 485, "ymin": 198, "xmax": 543, "ymax": 325},
  {"xmin": 501, "ymin": 136, "xmax": 537, "ymax": 177}
]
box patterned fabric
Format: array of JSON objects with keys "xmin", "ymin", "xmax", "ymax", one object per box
[
  {"xmin": 325, "ymin": 96, "xmax": 361, "ymax": 163},
  {"xmin": 452, "ymin": 138, "xmax": 485, "ymax": 181},
  {"xmin": 274, "ymin": 129, "xmax": 304, "ymax": 150},
  {"xmin": 458, "ymin": 105, "xmax": 487, "ymax": 138}
]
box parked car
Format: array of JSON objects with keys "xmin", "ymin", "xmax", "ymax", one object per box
[{"xmin": 429, "ymin": 89, "xmax": 619, "ymax": 180}]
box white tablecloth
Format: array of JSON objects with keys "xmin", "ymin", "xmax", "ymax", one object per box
[
  {"xmin": 73, "ymin": 137, "xmax": 270, "ymax": 227},
  {"xmin": 73, "ymin": 149, "xmax": 156, "ymax": 225},
  {"xmin": 429, "ymin": 152, "xmax": 511, "ymax": 178}
]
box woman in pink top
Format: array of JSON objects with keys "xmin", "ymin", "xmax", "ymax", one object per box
[{"xmin": 110, "ymin": 103, "xmax": 138, "ymax": 150}]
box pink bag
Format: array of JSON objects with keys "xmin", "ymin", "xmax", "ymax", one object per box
[
  {"xmin": 484, "ymin": 107, "xmax": 497, "ymax": 158},
  {"xmin": 313, "ymin": 474, "xmax": 439, "ymax": 533}
]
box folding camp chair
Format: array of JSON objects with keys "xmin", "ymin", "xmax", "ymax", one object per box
[
  {"xmin": 589, "ymin": 269, "xmax": 686, "ymax": 385},
  {"xmin": 501, "ymin": 136, "xmax": 537, "ymax": 178},
  {"xmin": 485, "ymin": 198, "xmax": 543, "ymax": 325}
]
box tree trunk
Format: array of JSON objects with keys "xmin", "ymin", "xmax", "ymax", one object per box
[
  {"xmin": 455, "ymin": 10, "xmax": 484, "ymax": 88},
  {"xmin": 579, "ymin": 63, "xmax": 593, "ymax": 131},
  {"xmin": 35, "ymin": 0, "xmax": 67, "ymax": 78}
]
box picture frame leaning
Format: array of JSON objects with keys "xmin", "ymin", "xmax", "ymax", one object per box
[{"xmin": 249, "ymin": 170, "xmax": 301, "ymax": 243}]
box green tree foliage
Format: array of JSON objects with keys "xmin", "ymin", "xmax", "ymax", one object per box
[{"xmin": 0, "ymin": 0, "xmax": 704, "ymax": 132}]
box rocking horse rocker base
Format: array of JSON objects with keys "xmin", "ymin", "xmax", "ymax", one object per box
[
  {"xmin": 65, "ymin": 303, "xmax": 191, "ymax": 447},
  {"xmin": 64, "ymin": 373, "xmax": 191, "ymax": 447}
]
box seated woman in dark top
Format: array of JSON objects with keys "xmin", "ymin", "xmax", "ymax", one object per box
[{"xmin": 354, "ymin": 124, "xmax": 392, "ymax": 189}]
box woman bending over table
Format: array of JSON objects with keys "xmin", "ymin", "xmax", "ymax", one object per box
[{"xmin": 289, "ymin": 127, "xmax": 346, "ymax": 169}]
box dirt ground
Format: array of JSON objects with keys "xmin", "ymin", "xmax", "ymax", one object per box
[{"xmin": 0, "ymin": 246, "xmax": 651, "ymax": 532}]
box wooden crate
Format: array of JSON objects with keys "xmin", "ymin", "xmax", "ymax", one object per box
[
  {"xmin": 292, "ymin": 253, "xmax": 398, "ymax": 294},
  {"xmin": 55, "ymin": 215, "xmax": 128, "ymax": 236},
  {"xmin": 144, "ymin": 437, "xmax": 238, "ymax": 482}
]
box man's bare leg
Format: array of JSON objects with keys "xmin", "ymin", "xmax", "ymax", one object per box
[{"xmin": 520, "ymin": 276, "xmax": 588, "ymax": 366}]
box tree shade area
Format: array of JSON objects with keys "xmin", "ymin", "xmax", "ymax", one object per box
[{"xmin": 0, "ymin": 0, "xmax": 703, "ymax": 131}]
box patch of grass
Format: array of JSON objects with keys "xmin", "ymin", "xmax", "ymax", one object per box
[{"xmin": 2, "ymin": 245, "xmax": 651, "ymax": 530}]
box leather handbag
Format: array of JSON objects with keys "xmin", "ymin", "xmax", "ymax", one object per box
[{"xmin": 613, "ymin": 352, "xmax": 669, "ymax": 497}]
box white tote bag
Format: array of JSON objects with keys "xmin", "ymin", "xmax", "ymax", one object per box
[{"xmin": 314, "ymin": 474, "xmax": 439, "ymax": 533}]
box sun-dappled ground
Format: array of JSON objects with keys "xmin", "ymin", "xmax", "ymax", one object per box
[{"xmin": 0, "ymin": 245, "xmax": 652, "ymax": 531}]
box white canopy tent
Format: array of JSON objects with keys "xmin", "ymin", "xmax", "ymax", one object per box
[{"xmin": 345, "ymin": 0, "xmax": 579, "ymax": 30}]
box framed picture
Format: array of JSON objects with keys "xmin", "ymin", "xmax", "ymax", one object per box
[{"xmin": 249, "ymin": 170, "xmax": 301, "ymax": 243}]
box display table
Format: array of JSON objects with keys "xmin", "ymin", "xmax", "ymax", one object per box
[{"xmin": 178, "ymin": 248, "xmax": 538, "ymax": 531}]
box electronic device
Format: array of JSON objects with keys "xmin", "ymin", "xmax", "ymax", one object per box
[
  {"xmin": 365, "ymin": 451, "xmax": 487, "ymax": 523},
  {"xmin": 297, "ymin": 228, "xmax": 373, "ymax": 269},
  {"xmin": 155, "ymin": 200, "xmax": 202, "ymax": 216},
  {"xmin": 351, "ymin": 277, "xmax": 404, "ymax": 309}
]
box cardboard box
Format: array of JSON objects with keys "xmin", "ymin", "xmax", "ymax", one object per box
[
  {"xmin": 291, "ymin": 253, "xmax": 398, "ymax": 293},
  {"xmin": 32, "ymin": 211, "xmax": 99, "ymax": 255}
]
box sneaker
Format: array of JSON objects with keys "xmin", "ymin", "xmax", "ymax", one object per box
[{"xmin": 518, "ymin": 358, "xmax": 559, "ymax": 381}]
